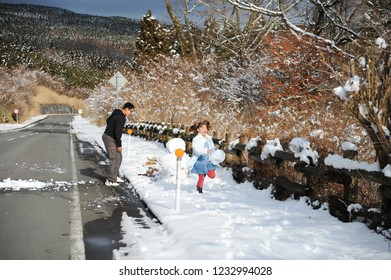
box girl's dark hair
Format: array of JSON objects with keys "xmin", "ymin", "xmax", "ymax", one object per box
[{"xmin": 191, "ymin": 120, "xmax": 211, "ymax": 134}]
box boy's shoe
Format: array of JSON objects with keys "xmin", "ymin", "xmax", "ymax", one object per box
[
  {"xmin": 116, "ymin": 177, "xmax": 125, "ymax": 183},
  {"xmin": 197, "ymin": 186, "xmax": 203, "ymax": 193},
  {"xmin": 105, "ymin": 180, "xmax": 119, "ymax": 187}
]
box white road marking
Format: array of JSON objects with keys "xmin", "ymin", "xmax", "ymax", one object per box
[{"xmin": 69, "ymin": 126, "xmax": 86, "ymax": 260}]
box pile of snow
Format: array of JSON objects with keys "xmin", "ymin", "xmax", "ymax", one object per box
[
  {"xmin": 325, "ymin": 141, "xmax": 391, "ymax": 177},
  {"xmin": 0, "ymin": 178, "xmax": 48, "ymax": 190},
  {"xmin": 325, "ymin": 154, "xmax": 380, "ymax": 172},
  {"xmin": 383, "ymin": 165, "xmax": 391, "ymax": 177},
  {"xmin": 288, "ymin": 138, "xmax": 319, "ymax": 165},
  {"xmin": 245, "ymin": 136, "xmax": 259, "ymax": 151},
  {"xmin": 342, "ymin": 141, "xmax": 358, "ymax": 151},
  {"xmin": 228, "ymin": 138, "xmax": 239, "ymax": 150},
  {"xmin": 261, "ymin": 138, "xmax": 283, "ymax": 160},
  {"xmin": 333, "ymin": 75, "xmax": 360, "ymax": 100},
  {"xmin": 375, "ymin": 37, "xmax": 388, "ymax": 49},
  {"xmin": 166, "ymin": 138, "xmax": 186, "ymax": 153}
]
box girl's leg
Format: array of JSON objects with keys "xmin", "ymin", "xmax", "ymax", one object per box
[{"xmin": 197, "ymin": 174, "xmax": 205, "ymax": 193}]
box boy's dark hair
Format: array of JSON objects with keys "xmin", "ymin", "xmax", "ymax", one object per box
[{"xmin": 123, "ymin": 102, "xmax": 135, "ymax": 110}]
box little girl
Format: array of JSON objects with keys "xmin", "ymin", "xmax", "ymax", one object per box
[{"xmin": 188, "ymin": 120, "xmax": 217, "ymax": 193}]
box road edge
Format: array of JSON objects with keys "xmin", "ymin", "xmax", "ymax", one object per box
[{"xmin": 69, "ymin": 125, "xmax": 86, "ymax": 260}]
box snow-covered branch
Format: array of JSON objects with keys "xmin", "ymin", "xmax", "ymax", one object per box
[{"xmin": 227, "ymin": 0, "xmax": 300, "ymax": 16}]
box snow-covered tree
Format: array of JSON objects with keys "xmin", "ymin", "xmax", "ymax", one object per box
[
  {"xmin": 0, "ymin": 68, "xmax": 41, "ymax": 120},
  {"xmin": 116, "ymin": 55, "xmax": 205, "ymax": 125}
]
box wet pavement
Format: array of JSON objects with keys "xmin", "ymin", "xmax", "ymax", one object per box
[{"xmin": 74, "ymin": 139, "xmax": 157, "ymax": 260}]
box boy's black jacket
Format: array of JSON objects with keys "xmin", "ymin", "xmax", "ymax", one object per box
[{"xmin": 104, "ymin": 109, "xmax": 126, "ymax": 147}]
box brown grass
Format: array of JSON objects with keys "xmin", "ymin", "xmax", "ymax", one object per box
[{"xmin": 27, "ymin": 85, "xmax": 85, "ymax": 118}]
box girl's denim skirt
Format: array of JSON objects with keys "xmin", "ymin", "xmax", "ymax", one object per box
[{"xmin": 191, "ymin": 155, "xmax": 217, "ymax": 174}]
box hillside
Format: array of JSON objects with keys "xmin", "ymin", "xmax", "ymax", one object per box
[{"xmin": 0, "ymin": 3, "xmax": 140, "ymax": 90}]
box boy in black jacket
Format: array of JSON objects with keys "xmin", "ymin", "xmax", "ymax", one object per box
[{"xmin": 102, "ymin": 102, "xmax": 134, "ymax": 186}]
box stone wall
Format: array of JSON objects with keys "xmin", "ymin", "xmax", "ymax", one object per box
[{"xmin": 40, "ymin": 104, "xmax": 75, "ymax": 114}]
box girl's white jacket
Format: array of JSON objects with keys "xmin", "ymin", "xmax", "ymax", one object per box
[{"xmin": 187, "ymin": 133, "xmax": 215, "ymax": 170}]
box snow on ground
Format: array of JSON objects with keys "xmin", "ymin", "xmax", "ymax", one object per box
[
  {"xmin": 1, "ymin": 115, "xmax": 391, "ymax": 260},
  {"xmin": 70, "ymin": 115, "xmax": 391, "ymax": 260},
  {"xmin": 0, "ymin": 115, "xmax": 47, "ymax": 132}
]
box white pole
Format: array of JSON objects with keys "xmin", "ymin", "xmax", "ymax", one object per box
[
  {"xmin": 175, "ymin": 157, "xmax": 181, "ymax": 212},
  {"xmin": 127, "ymin": 133, "xmax": 131, "ymax": 162},
  {"xmin": 78, "ymin": 109, "xmax": 82, "ymax": 131}
]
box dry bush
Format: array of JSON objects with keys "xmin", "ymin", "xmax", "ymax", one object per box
[{"xmin": 31, "ymin": 86, "xmax": 85, "ymax": 114}]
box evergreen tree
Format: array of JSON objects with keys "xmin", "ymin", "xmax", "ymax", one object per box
[{"xmin": 135, "ymin": 10, "xmax": 172, "ymax": 58}]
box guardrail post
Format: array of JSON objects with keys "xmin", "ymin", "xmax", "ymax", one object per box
[
  {"xmin": 379, "ymin": 185, "xmax": 391, "ymax": 212},
  {"xmin": 343, "ymin": 148, "xmax": 358, "ymax": 202}
]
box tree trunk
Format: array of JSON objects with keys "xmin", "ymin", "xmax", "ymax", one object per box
[
  {"xmin": 358, "ymin": 116, "xmax": 391, "ymax": 169},
  {"xmin": 165, "ymin": 0, "xmax": 186, "ymax": 54}
]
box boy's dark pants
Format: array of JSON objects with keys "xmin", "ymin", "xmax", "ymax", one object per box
[{"xmin": 102, "ymin": 133, "xmax": 122, "ymax": 182}]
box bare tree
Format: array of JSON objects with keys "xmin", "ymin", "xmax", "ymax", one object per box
[
  {"xmin": 332, "ymin": 44, "xmax": 390, "ymax": 168},
  {"xmin": 166, "ymin": 0, "xmax": 200, "ymax": 56},
  {"xmin": 198, "ymin": 0, "xmax": 282, "ymax": 61},
  {"xmin": 165, "ymin": 0, "xmax": 280, "ymax": 61}
]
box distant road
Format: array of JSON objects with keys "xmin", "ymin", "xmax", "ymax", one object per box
[{"xmin": 0, "ymin": 115, "xmax": 73, "ymax": 181}]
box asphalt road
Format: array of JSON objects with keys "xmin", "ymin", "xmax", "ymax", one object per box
[{"xmin": 0, "ymin": 115, "xmax": 149, "ymax": 260}]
